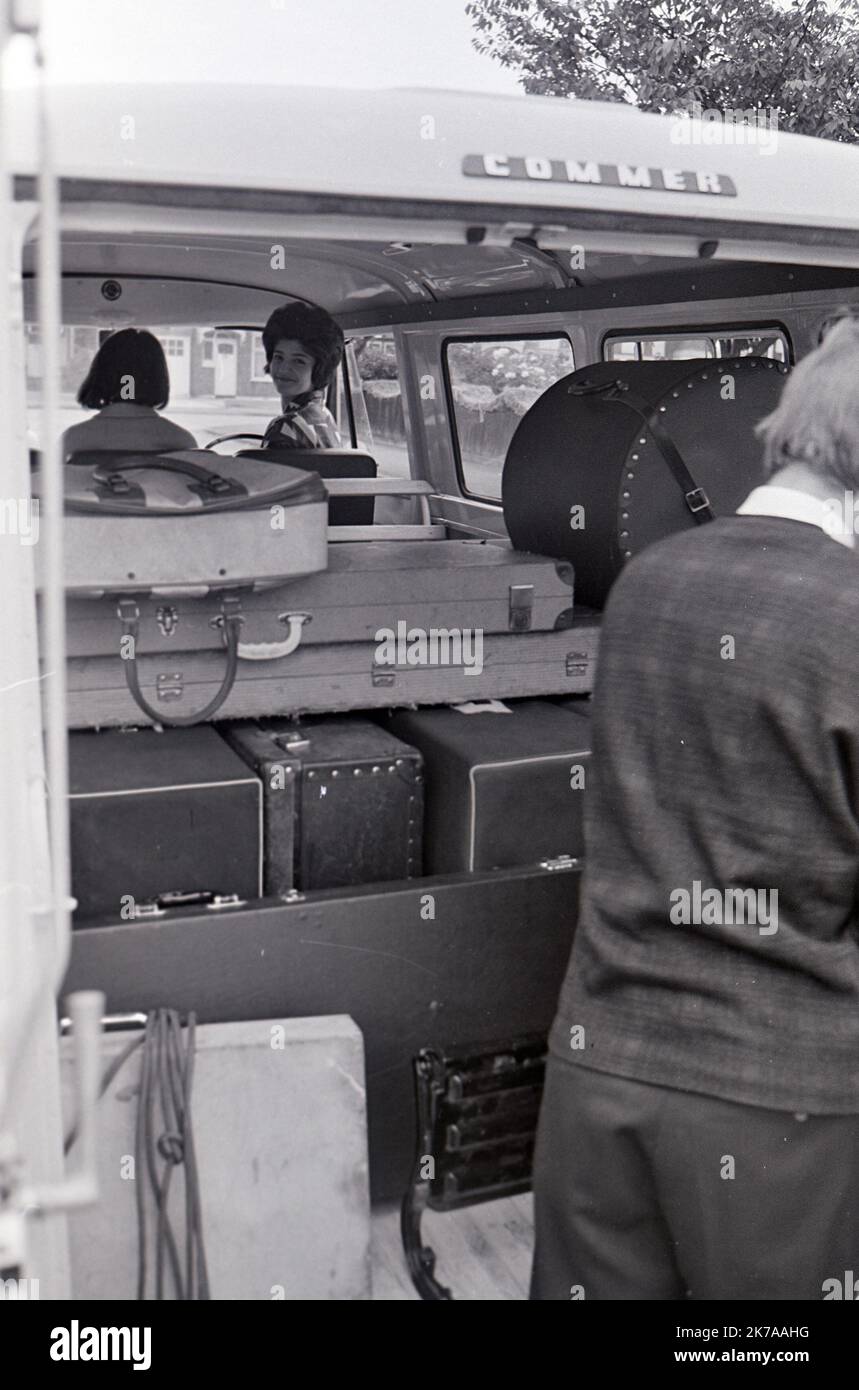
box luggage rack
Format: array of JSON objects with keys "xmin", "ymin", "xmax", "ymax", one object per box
[{"xmin": 401, "ymin": 1033, "xmax": 547, "ymax": 1300}]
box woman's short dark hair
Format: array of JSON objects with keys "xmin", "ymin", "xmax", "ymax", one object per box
[
  {"xmin": 261, "ymin": 303, "xmax": 344, "ymax": 391},
  {"xmin": 77, "ymin": 328, "xmax": 171, "ymax": 410}
]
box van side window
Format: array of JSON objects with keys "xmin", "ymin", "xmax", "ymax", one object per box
[
  {"xmin": 604, "ymin": 329, "xmax": 789, "ymax": 363},
  {"xmin": 345, "ymin": 333, "xmax": 412, "ymax": 477},
  {"xmin": 445, "ymin": 336, "xmax": 575, "ymax": 500}
]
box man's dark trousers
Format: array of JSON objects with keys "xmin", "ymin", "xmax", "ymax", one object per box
[{"xmin": 530, "ymin": 1057, "xmax": 859, "ymax": 1300}]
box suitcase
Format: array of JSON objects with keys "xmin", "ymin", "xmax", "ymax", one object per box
[
  {"xmin": 34, "ymin": 450, "xmax": 329, "ymax": 595},
  {"xmin": 386, "ymin": 698, "xmax": 592, "ymax": 874},
  {"xmin": 503, "ymin": 356, "xmax": 789, "ymax": 608},
  {"xmin": 59, "ymin": 543, "xmax": 597, "ymax": 727},
  {"xmin": 63, "ymin": 623, "xmax": 600, "ymax": 728},
  {"xmin": 36, "ymin": 449, "xmax": 329, "ymax": 726},
  {"xmin": 60, "ymin": 540, "xmax": 575, "ymax": 660},
  {"xmin": 219, "ymin": 715, "xmax": 424, "ymax": 893},
  {"xmin": 68, "ymin": 725, "xmax": 263, "ymax": 921}
]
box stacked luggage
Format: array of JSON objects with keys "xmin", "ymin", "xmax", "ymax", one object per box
[
  {"xmin": 56, "ymin": 349, "xmax": 786, "ymax": 919},
  {"xmin": 68, "ymin": 701, "xmax": 591, "ymax": 921},
  {"xmin": 58, "ymin": 538, "xmax": 597, "ymax": 728},
  {"xmin": 48, "ymin": 448, "xmax": 600, "ymax": 921}
]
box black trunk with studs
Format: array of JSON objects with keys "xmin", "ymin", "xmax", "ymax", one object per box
[
  {"xmin": 219, "ymin": 715, "xmax": 424, "ymax": 894},
  {"xmin": 502, "ymin": 356, "xmax": 789, "ymax": 609}
]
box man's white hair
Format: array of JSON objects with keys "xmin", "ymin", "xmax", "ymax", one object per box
[{"xmin": 755, "ymin": 316, "xmax": 859, "ymax": 488}]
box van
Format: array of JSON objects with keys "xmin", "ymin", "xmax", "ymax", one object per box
[{"xmin": 3, "ymin": 74, "xmax": 859, "ymax": 1300}]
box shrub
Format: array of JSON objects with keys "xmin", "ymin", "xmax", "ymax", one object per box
[
  {"xmin": 452, "ymin": 382, "xmax": 498, "ymax": 412},
  {"xmin": 363, "ymin": 379, "xmax": 401, "ymax": 399},
  {"xmin": 499, "ymin": 384, "xmax": 544, "ymax": 415}
]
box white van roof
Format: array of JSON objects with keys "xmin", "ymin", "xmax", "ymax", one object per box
[{"xmin": 8, "ymin": 83, "xmax": 859, "ymax": 260}]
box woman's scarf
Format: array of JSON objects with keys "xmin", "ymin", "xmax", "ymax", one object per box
[{"xmin": 262, "ymin": 390, "xmax": 342, "ymax": 450}]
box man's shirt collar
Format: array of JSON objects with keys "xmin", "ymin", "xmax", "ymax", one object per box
[{"xmin": 737, "ymin": 485, "xmax": 855, "ymax": 550}]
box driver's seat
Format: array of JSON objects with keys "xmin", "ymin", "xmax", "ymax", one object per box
[{"xmin": 236, "ymin": 447, "xmax": 377, "ymax": 526}]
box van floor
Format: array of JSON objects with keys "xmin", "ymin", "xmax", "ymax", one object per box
[{"xmin": 370, "ymin": 1193, "xmax": 534, "ymax": 1300}]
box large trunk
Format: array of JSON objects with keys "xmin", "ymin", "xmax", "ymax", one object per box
[
  {"xmin": 387, "ymin": 699, "xmax": 592, "ymax": 874},
  {"xmin": 221, "ymin": 714, "xmax": 424, "ymax": 894},
  {"xmin": 61, "ymin": 625, "xmax": 599, "ymax": 727},
  {"xmin": 68, "ymin": 726, "xmax": 263, "ymax": 920}
]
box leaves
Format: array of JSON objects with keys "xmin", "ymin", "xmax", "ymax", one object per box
[{"xmin": 466, "ymin": 0, "xmax": 859, "ymax": 140}]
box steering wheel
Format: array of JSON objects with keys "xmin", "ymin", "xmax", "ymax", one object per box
[{"xmin": 204, "ymin": 433, "xmax": 267, "ymax": 451}]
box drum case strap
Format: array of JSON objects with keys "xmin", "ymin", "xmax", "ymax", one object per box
[{"xmin": 569, "ymin": 378, "xmax": 717, "ymax": 524}]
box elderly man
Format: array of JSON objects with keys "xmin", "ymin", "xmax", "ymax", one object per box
[{"xmin": 531, "ymin": 317, "xmax": 859, "ymax": 1301}]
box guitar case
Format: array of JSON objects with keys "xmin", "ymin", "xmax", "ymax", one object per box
[{"xmin": 502, "ymin": 356, "xmax": 789, "ymax": 609}]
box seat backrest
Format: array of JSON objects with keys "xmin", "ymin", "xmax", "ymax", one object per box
[{"xmin": 236, "ymin": 448, "xmax": 378, "ymax": 526}]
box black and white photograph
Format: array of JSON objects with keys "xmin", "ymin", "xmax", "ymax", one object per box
[{"xmin": 2, "ymin": 0, "xmax": 859, "ymax": 1355}]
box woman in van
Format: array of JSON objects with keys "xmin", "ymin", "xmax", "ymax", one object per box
[
  {"xmin": 260, "ymin": 303, "xmax": 344, "ymax": 450},
  {"xmin": 62, "ymin": 328, "xmax": 198, "ymax": 457}
]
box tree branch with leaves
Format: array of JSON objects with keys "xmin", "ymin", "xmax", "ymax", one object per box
[{"xmin": 466, "ymin": 0, "xmax": 859, "ymax": 141}]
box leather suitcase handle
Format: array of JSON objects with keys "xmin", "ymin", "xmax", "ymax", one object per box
[
  {"xmin": 236, "ymin": 613, "xmax": 308, "ymax": 661},
  {"xmin": 92, "ymin": 456, "xmax": 244, "ymax": 498},
  {"xmin": 117, "ymin": 596, "xmax": 242, "ymax": 726}
]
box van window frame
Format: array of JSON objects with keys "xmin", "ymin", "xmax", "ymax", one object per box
[
  {"xmin": 599, "ymin": 320, "xmax": 793, "ymax": 364},
  {"xmin": 441, "ymin": 329, "xmax": 576, "ymax": 504},
  {"xmin": 337, "ymin": 345, "xmax": 362, "ymax": 447}
]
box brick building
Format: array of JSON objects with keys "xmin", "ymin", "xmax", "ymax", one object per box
[{"xmin": 26, "ymin": 325, "xmax": 274, "ymax": 402}]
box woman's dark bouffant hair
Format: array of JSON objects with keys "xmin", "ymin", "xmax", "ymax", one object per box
[
  {"xmin": 262, "ymin": 303, "xmax": 344, "ymax": 392},
  {"xmin": 77, "ymin": 328, "xmax": 171, "ymax": 410}
]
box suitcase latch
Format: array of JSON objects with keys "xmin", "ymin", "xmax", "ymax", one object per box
[
  {"xmin": 565, "ymin": 651, "xmax": 591, "ymax": 677},
  {"xmin": 508, "ymin": 584, "xmax": 534, "ymax": 632},
  {"xmin": 274, "ymin": 729, "xmax": 311, "ymax": 753},
  {"xmin": 156, "ymin": 671, "xmax": 184, "ymax": 702},
  {"xmin": 131, "ymin": 900, "xmax": 167, "ymax": 919},
  {"xmin": 208, "ymin": 594, "xmax": 246, "ymax": 643},
  {"xmin": 156, "ymin": 605, "xmax": 179, "ymax": 638},
  {"xmin": 372, "ymin": 667, "xmax": 396, "ymax": 687}
]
